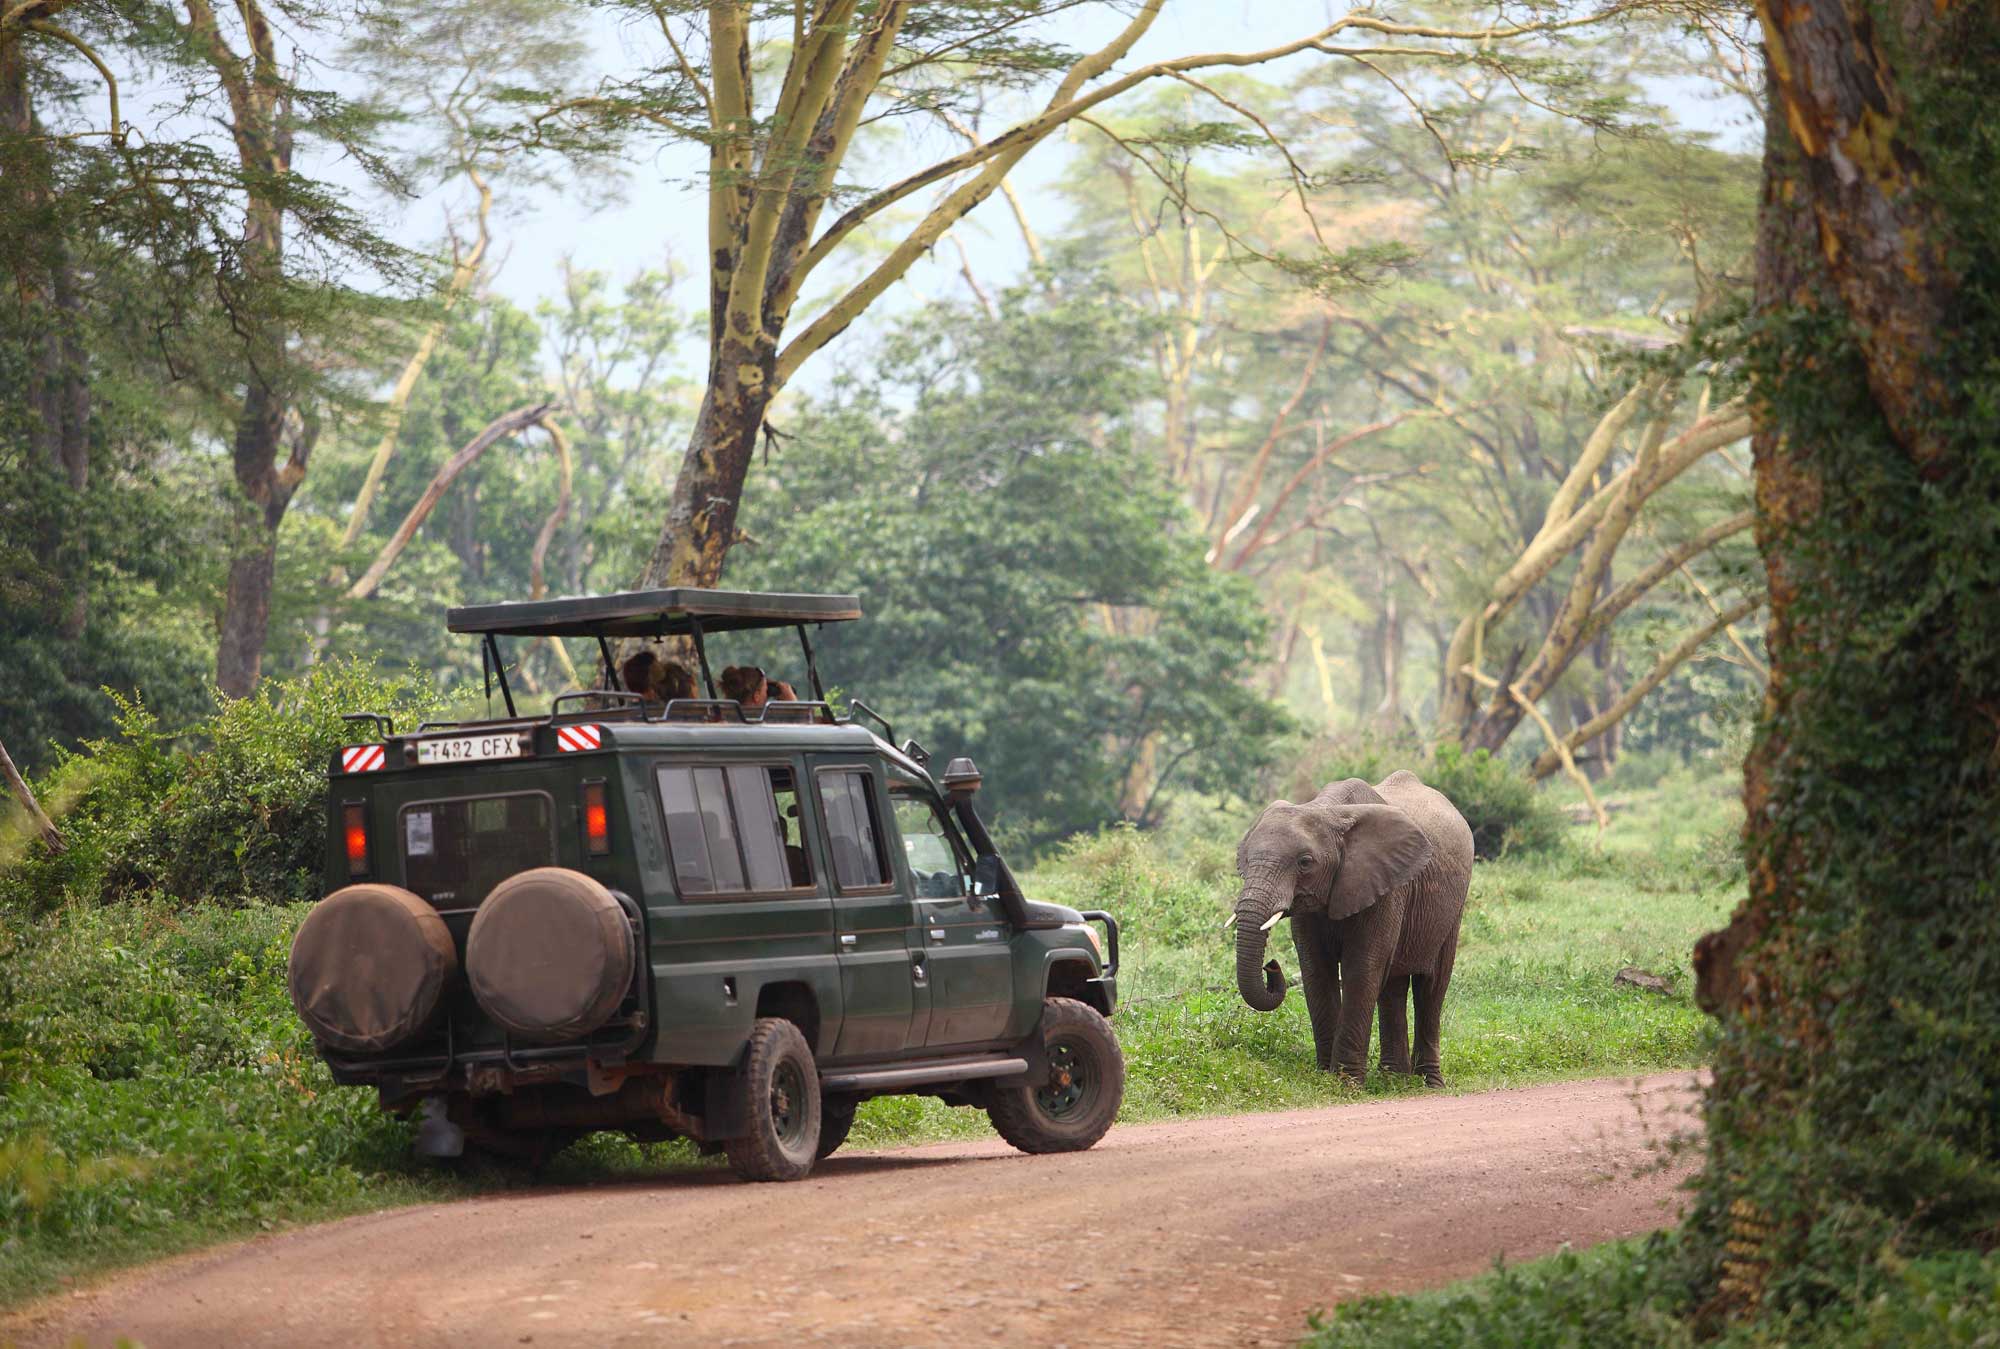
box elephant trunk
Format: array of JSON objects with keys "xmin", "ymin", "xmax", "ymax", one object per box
[{"xmin": 1234, "ymin": 876, "xmax": 1289, "ymax": 1012}]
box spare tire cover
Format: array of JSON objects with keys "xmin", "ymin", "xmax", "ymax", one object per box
[
  {"xmin": 465, "ymin": 867, "xmax": 634, "ymax": 1043},
  {"xmin": 289, "ymin": 884, "xmax": 457, "ymax": 1053}
]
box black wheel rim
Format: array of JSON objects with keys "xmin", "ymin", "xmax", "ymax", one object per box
[
  {"xmin": 771, "ymin": 1060, "xmax": 809, "ymax": 1146},
  {"xmin": 1036, "ymin": 1038, "xmax": 1093, "ymax": 1119}
]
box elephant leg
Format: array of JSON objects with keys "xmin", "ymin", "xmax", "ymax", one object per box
[
  {"xmin": 1290, "ymin": 911, "xmax": 1340, "ymax": 1072},
  {"xmin": 1377, "ymin": 974, "xmax": 1412, "ymax": 1075},
  {"xmin": 1414, "ymin": 933, "xmax": 1460, "ymax": 1088},
  {"xmin": 1332, "ymin": 934, "xmax": 1391, "ymax": 1086}
]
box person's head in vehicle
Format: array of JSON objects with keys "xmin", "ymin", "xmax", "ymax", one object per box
[
  {"xmin": 658, "ymin": 660, "xmax": 696, "ymax": 702},
  {"xmin": 620, "ymin": 650, "xmax": 660, "ymax": 701},
  {"xmin": 728, "ymin": 660, "xmax": 772, "ymax": 704},
  {"xmin": 621, "ymin": 650, "xmax": 697, "ymax": 705}
]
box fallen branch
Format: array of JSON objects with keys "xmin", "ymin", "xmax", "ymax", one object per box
[{"xmin": 0, "ymin": 736, "xmax": 63, "ymax": 853}]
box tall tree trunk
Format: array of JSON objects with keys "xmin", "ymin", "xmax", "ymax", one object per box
[
  {"xmin": 216, "ymin": 378, "xmax": 291, "ymax": 697},
  {"xmin": 639, "ymin": 367, "xmax": 773, "ymax": 588},
  {"xmin": 1688, "ymin": 9, "xmax": 2000, "ymax": 1326},
  {"xmin": 3, "ymin": 36, "xmax": 91, "ymax": 638}
]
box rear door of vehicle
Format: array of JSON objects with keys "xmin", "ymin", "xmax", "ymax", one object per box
[
  {"xmin": 810, "ymin": 759, "xmax": 928, "ymax": 1057},
  {"xmin": 887, "ymin": 774, "xmax": 1014, "ymax": 1046}
]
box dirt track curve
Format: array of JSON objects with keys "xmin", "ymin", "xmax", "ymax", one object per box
[{"xmin": 7, "ymin": 1073, "xmax": 1702, "ymax": 1349}]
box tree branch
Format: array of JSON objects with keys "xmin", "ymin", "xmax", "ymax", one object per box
[
  {"xmin": 1529, "ymin": 595, "xmax": 1764, "ymax": 780},
  {"xmin": 345, "ymin": 402, "xmax": 553, "ymax": 601}
]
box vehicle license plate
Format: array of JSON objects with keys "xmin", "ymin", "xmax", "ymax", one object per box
[{"xmin": 416, "ymin": 733, "xmax": 523, "ymax": 766}]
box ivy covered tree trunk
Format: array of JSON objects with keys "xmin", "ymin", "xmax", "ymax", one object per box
[{"xmin": 1688, "ymin": 3, "xmax": 2000, "ymax": 1324}]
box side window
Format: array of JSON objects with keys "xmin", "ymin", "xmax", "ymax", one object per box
[
  {"xmin": 817, "ymin": 769, "xmax": 891, "ymax": 890},
  {"xmin": 888, "ymin": 785, "xmax": 971, "ymax": 898},
  {"xmin": 657, "ymin": 764, "xmax": 810, "ymax": 897}
]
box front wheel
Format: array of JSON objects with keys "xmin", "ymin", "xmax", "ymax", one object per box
[
  {"xmin": 988, "ymin": 997, "xmax": 1124, "ymax": 1155},
  {"xmin": 723, "ymin": 1018, "xmax": 822, "ymax": 1182}
]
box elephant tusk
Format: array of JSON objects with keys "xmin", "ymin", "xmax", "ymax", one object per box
[
  {"xmin": 1259, "ymin": 910, "xmax": 1289, "ymax": 932},
  {"xmin": 1224, "ymin": 914, "xmax": 1238, "ymax": 932}
]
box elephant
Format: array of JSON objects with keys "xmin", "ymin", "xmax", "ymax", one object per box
[{"xmin": 1231, "ymin": 771, "xmax": 1474, "ymax": 1087}]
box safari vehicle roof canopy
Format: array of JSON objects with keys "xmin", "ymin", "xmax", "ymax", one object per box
[{"xmin": 446, "ymin": 588, "xmax": 862, "ymax": 639}]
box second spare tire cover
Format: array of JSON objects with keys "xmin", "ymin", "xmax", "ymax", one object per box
[
  {"xmin": 465, "ymin": 867, "xmax": 635, "ymax": 1043},
  {"xmin": 289, "ymin": 884, "xmax": 457, "ymax": 1053}
]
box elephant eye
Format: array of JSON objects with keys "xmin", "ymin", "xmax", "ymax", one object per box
[{"xmin": 1297, "ymin": 854, "xmax": 1313, "ymax": 870}]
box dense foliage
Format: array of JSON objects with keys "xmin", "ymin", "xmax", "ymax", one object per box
[
  {"xmin": 0, "ymin": 663, "xmax": 445, "ymax": 915},
  {"xmin": 733, "ymin": 294, "xmax": 1293, "ymax": 843}
]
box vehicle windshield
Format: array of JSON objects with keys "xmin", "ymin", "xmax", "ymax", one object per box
[{"xmin": 889, "ymin": 779, "xmax": 972, "ymax": 898}]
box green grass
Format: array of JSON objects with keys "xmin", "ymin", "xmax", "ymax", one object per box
[
  {"xmin": 1300, "ymin": 1231, "xmax": 2000, "ymax": 1348},
  {"xmin": 0, "ymin": 767, "xmax": 1742, "ymax": 1308}
]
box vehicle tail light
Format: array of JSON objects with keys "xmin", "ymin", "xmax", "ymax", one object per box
[
  {"xmin": 583, "ymin": 781, "xmax": 610, "ymax": 856},
  {"xmin": 343, "ymin": 802, "xmax": 370, "ymax": 877}
]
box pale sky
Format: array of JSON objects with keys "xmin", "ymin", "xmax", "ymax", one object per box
[{"xmin": 352, "ymin": 1, "xmax": 1759, "ymax": 392}]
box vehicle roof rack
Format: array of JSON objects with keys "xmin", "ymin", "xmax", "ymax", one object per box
[{"xmin": 445, "ymin": 588, "xmax": 861, "ymax": 638}]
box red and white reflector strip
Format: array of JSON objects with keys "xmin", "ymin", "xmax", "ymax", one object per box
[
  {"xmin": 555, "ymin": 724, "xmax": 603, "ymax": 753},
  {"xmin": 340, "ymin": 744, "xmax": 386, "ymax": 774}
]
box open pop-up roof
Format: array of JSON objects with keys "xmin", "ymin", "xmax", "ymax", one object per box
[
  {"xmin": 442, "ymin": 588, "xmax": 861, "ymax": 719},
  {"xmin": 446, "ymin": 588, "xmax": 862, "ymax": 638}
]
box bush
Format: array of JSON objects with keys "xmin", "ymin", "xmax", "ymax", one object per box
[
  {"xmin": 0, "ymin": 660, "xmax": 446, "ymax": 914},
  {"xmin": 1276, "ymin": 737, "xmax": 1565, "ymax": 859}
]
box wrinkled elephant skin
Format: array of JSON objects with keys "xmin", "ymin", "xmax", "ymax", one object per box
[{"xmin": 1231, "ymin": 771, "xmax": 1474, "ymax": 1086}]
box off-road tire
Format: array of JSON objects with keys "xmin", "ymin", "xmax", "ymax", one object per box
[
  {"xmin": 988, "ymin": 997, "xmax": 1124, "ymax": 1155},
  {"xmin": 816, "ymin": 1094, "xmax": 859, "ymax": 1161},
  {"xmin": 723, "ymin": 1018, "xmax": 822, "ymax": 1182}
]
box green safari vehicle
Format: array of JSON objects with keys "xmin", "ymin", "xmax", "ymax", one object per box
[{"xmin": 287, "ymin": 589, "xmax": 1123, "ymax": 1181}]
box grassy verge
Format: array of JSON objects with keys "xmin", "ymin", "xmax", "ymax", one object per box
[
  {"xmin": 0, "ymin": 766, "xmax": 1741, "ymax": 1307},
  {"xmin": 1301, "ymin": 1231, "xmax": 2000, "ymax": 1348}
]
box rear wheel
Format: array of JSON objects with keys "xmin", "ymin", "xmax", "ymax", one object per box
[
  {"xmin": 816, "ymin": 1095, "xmax": 859, "ymax": 1161},
  {"xmin": 723, "ymin": 1018, "xmax": 822, "ymax": 1182},
  {"xmin": 988, "ymin": 997, "xmax": 1124, "ymax": 1155}
]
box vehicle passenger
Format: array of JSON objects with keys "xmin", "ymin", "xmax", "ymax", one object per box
[
  {"xmin": 723, "ymin": 666, "xmax": 803, "ymax": 708},
  {"xmin": 621, "ymin": 651, "xmax": 698, "ymax": 706},
  {"xmin": 620, "ymin": 650, "xmax": 662, "ymax": 702},
  {"xmin": 720, "ymin": 664, "xmax": 770, "ymax": 708},
  {"xmin": 658, "ymin": 660, "xmax": 697, "ymax": 703}
]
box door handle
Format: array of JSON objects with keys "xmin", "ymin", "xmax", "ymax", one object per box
[
  {"xmin": 839, "ymin": 933, "xmax": 857, "ymax": 946},
  {"xmin": 911, "ymin": 958, "xmax": 928, "ymax": 986},
  {"xmin": 928, "ymin": 928, "xmax": 946, "ymax": 942}
]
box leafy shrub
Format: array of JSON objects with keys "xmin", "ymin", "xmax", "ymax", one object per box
[
  {"xmin": 0, "ymin": 660, "xmax": 446, "ymax": 913},
  {"xmin": 1426, "ymin": 744, "xmax": 1565, "ymax": 859},
  {"xmin": 1276, "ymin": 737, "xmax": 1565, "ymax": 859}
]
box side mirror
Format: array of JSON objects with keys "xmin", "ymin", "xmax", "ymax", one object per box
[
  {"xmin": 972, "ymin": 853, "xmax": 1003, "ymax": 897},
  {"xmin": 940, "ymin": 757, "xmax": 983, "ymax": 801}
]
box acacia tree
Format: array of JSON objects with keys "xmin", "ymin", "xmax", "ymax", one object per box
[
  {"xmin": 524, "ymin": 0, "xmax": 1666, "ymax": 593},
  {"xmin": 1683, "ymin": 1, "xmax": 2000, "ymax": 1328}
]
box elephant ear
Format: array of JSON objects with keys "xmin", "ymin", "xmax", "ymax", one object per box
[{"xmin": 1325, "ymin": 804, "xmax": 1434, "ymax": 920}]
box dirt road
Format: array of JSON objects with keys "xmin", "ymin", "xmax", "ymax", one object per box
[{"xmin": 8, "ymin": 1073, "xmax": 1701, "ymax": 1349}]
